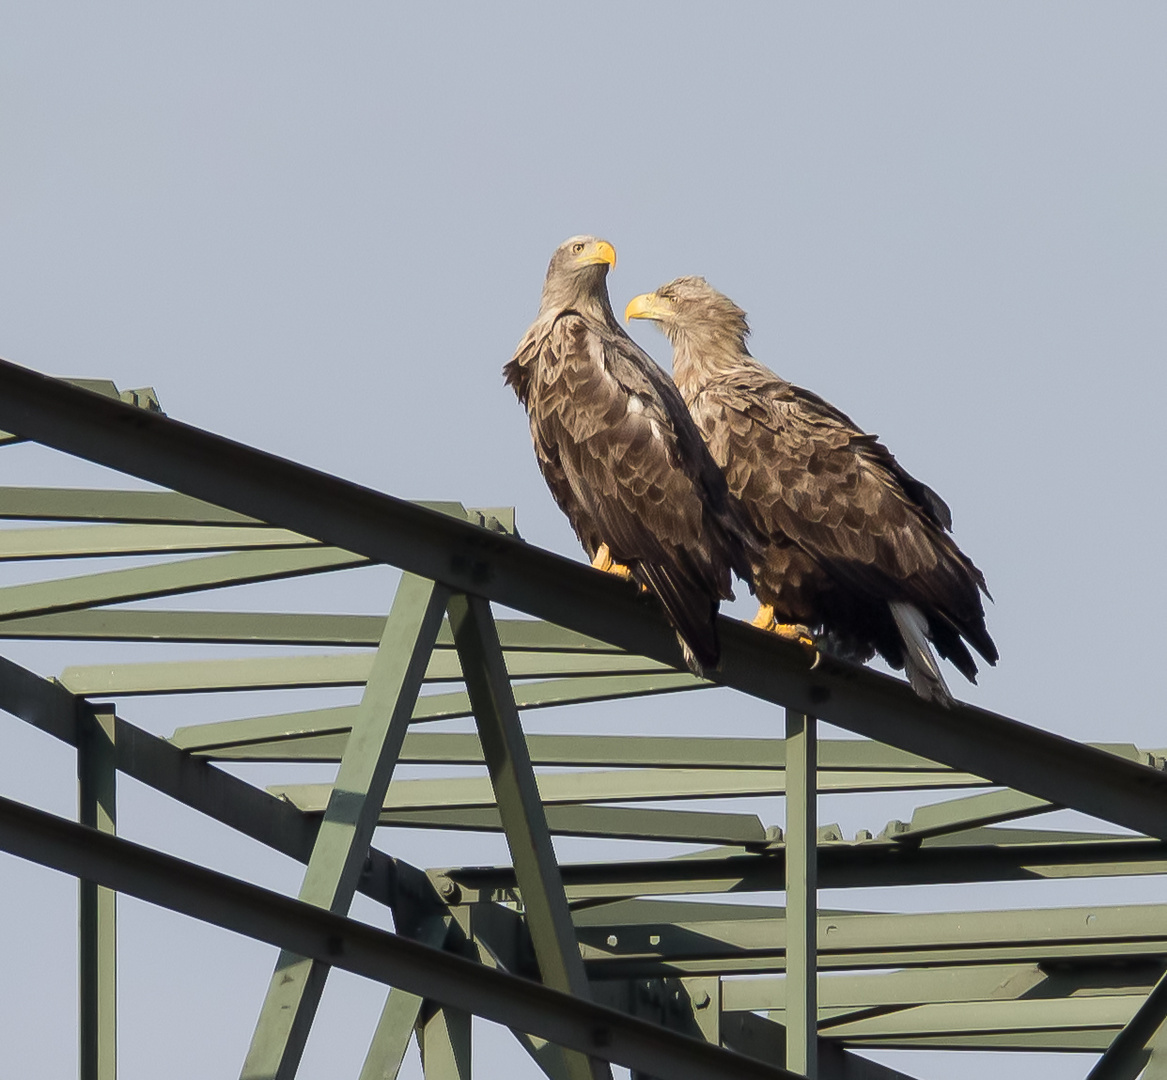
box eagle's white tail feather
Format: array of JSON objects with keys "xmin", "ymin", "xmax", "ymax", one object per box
[{"xmin": 890, "ymin": 601, "xmax": 954, "ymax": 708}]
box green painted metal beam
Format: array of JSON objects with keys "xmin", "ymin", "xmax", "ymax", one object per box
[
  {"xmin": 358, "ymin": 915, "xmax": 451, "ymax": 1080},
  {"xmin": 418, "ymin": 1003, "xmax": 472, "ymax": 1080},
  {"xmin": 241, "ymin": 574, "xmax": 449, "ymax": 1080},
  {"xmin": 173, "ymin": 727, "xmax": 945, "ymax": 767},
  {"xmin": 171, "ymin": 674, "xmax": 704, "ymax": 756},
  {"xmin": 0, "ymin": 791, "xmax": 800, "ymax": 1080},
  {"xmin": 573, "ymin": 898, "xmax": 799, "ymax": 927},
  {"xmin": 785, "ymin": 710, "xmax": 818, "ymax": 1077},
  {"xmin": 0, "ymin": 608, "xmax": 625, "ymax": 650},
  {"xmin": 0, "ymin": 484, "xmax": 502, "ymax": 531},
  {"xmin": 4, "ymin": 361, "xmax": 1167, "ymax": 848},
  {"xmin": 724, "ymin": 963, "xmax": 1048, "ymax": 1013},
  {"xmin": 78, "ymin": 703, "xmax": 117, "ymax": 1080},
  {"xmin": 271, "ymin": 766, "xmax": 985, "ymax": 816},
  {"xmin": 447, "ymin": 592, "xmax": 609, "ymax": 1080},
  {"xmin": 0, "ymin": 522, "xmax": 318, "ymax": 561},
  {"xmin": 0, "ymin": 608, "xmax": 391, "ymax": 645},
  {"xmin": 575, "ymin": 898, "xmax": 1167, "ymax": 976},
  {"xmin": 387, "ymin": 804, "xmax": 768, "ymax": 846},
  {"xmin": 837, "ymin": 1031, "xmax": 1112, "ymax": 1052},
  {"xmin": 0, "ymin": 485, "xmax": 260, "ymax": 524},
  {"xmin": 443, "ymin": 904, "xmax": 577, "ymax": 1080},
  {"xmin": 61, "ymin": 648, "xmax": 672, "ymax": 697},
  {"xmin": 0, "ymin": 546, "xmax": 367, "ymax": 623},
  {"xmin": 884, "ymin": 786, "xmax": 1056, "ymax": 843},
  {"xmin": 0, "ymin": 378, "xmax": 159, "ymax": 446},
  {"xmin": 422, "ymin": 829, "xmax": 1167, "ymax": 904},
  {"xmin": 0, "ymin": 650, "xmax": 402, "ymax": 908},
  {"xmin": 817, "ymin": 994, "xmax": 1140, "ymax": 1040},
  {"xmin": 720, "ymin": 1012, "xmax": 924, "ymax": 1080},
  {"xmin": 1087, "ymin": 970, "xmax": 1167, "ymax": 1080},
  {"xmin": 174, "ymin": 726, "xmax": 1036, "ymax": 772}
]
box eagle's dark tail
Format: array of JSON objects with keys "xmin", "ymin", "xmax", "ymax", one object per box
[
  {"xmin": 634, "ymin": 563, "xmax": 720, "ymax": 677},
  {"xmin": 890, "ymin": 601, "xmax": 955, "ymax": 708}
]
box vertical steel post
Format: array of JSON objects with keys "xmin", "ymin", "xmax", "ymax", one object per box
[
  {"xmin": 241, "ymin": 574, "xmax": 449, "ymax": 1080},
  {"xmin": 79, "ymin": 702, "xmax": 117, "ymax": 1080},
  {"xmin": 447, "ymin": 592, "xmax": 610, "ymax": 1080},
  {"xmin": 784, "ymin": 709, "xmax": 817, "ymax": 1078}
]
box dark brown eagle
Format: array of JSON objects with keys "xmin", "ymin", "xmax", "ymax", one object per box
[
  {"xmin": 626, "ymin": 276, "xmax": 997, "ymax": 705},
  {"xmin": 505, "ymin": 238, "xmax": 759, "ymax": 674}
]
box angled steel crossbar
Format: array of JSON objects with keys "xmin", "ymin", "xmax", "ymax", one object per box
[
  {"xmin": 0, "ymin": 359, "xmax": 1164, "ymax": 846},
  {"xmin": 241, "ymin": 575, "xmax": 449, "ymax": 1080},
  {"xmin": 448, "ymin": 592, "xmax": 609, "ymax": 1080},
  {"xmin": 0, "ymin": 794, "xmax": 798, "ymax": 1080}
]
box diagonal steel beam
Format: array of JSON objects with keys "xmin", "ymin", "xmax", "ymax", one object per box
[
  {"xmin": 1087, "ymin": 969, "xmax": 1167, "ymax": 1080},
  {"xmin": 418, "ymin": 1001, "xmax": 472, "ymax": 1080},
  {"xmin": 240, "ymin": 574, "xmax": 449, "ymax": 1080},
  {"xmin": 4, "ymin": 360, "xmax": 1167, "ymax": 843},
  {"xmin": 358, "ymin": 914, "xmax": 451, "ymax": 1080},
  {"xmin": 0, "ymin": 793, "xmax": 798, "ymax": 1080},
  {"xmin": 447, "ymin": 592, "xmax": 609, "ymax": 1080},
  {"xmin": 884, "ymin": 787, "xmax": 1056, "ymax": 843},
  {"xmin": 0, "ymin": 546, "xmax": 366, "ymax": 623}
]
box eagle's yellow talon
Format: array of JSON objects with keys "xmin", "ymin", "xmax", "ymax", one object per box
[
  {"xmin": 750, "ymin": 605, "xmax": 817, "ymax": 661},
  {"xmin": 592, "ymin": 543, "xmax": 634, "ymax": 581}
]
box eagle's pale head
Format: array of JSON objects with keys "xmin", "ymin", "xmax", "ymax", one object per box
[
  {"xmin": 625, "ymin": 276, "xmax": 750, "ymax": 351},
  {"xmin": 539, "ymin": 235, "xmax": 618, "ymax": 316}
]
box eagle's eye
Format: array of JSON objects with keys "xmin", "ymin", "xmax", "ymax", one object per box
[{"xmin": 571, "ymin": 242, "xmax": 586, "ymax": 254}]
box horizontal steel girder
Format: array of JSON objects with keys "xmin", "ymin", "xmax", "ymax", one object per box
[
  {"xmin": 382, "ymin": 804, "xmax": 769, "ymax": 846},
  {"xmin": 722, "ymin": 962, "xmax": 1163, "ymax": 1013},
  {"xmin": 572, "ymin": 897, "xmax": 1167, "ymax": 976},
  {"xmin": 59, "ymin": 650, "xmax": 675, "ymax": 696},
  {"xmin": 170, "ymin": 675, "xmax": 704, "ymax": 751},
  {"xmin": 270, "ymin": 768, "xmax": 985, "ymax": 814},
  {"xmin": 2, "ymin": 361, "xmax": 1166, "ymax": 845},
  {"xmin": 0, "ymin": 522, "xmax": 318, "ymax": 561},
  {"xmin": 434, "ymin": 830, "xmax": 1167, "ymax": 900}
]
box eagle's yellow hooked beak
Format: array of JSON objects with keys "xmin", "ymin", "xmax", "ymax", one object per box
[
  {"xmin": 579, "ymin": 240, "xmax": 617, "ymax": 269},
  {"xmin": 624, "ymin": 292, "xmax": 666, "ymax": 324}
]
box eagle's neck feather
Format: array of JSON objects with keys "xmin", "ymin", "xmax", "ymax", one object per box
[
  {"xmin": 670, "ymin": 325, "xmax": 760, "ymax": 402},
  {"xmin": 538, "ymin": 268, "xmax": 616, "ymax": 328}
]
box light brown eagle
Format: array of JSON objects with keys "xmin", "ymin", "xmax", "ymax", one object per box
[
  {"xmin": 505, "ymin": 240, "xmax": 759, "ymax": 674},
  {"xmin": 626, "ymin": 276, "xmax": 996, "ymax": 704}
]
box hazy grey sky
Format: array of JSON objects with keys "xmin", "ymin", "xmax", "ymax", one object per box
[{"xmin": 1, "ymin": 5, "xmax": 1165, "ymax": 1078}]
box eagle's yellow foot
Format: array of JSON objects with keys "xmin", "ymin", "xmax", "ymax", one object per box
[
  {"xmin": 592, "ymin": 543, "xmax": 634, "ymax": 581},
  {"xmin": 751, "ymin": 603, "xmax": 777, "ymax": 631},
  {"xmin": 750, "ymin": 604, "xmax": 818, "ymax": 661}
]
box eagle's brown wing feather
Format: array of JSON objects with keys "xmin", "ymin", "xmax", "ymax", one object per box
[
  {"xmin": 521, "ymin": 314, "xmax": 751, "ymax": 671},
  {"xmin": 691, "ymin": 371, "xmax": 995, "ymax": 676}
]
